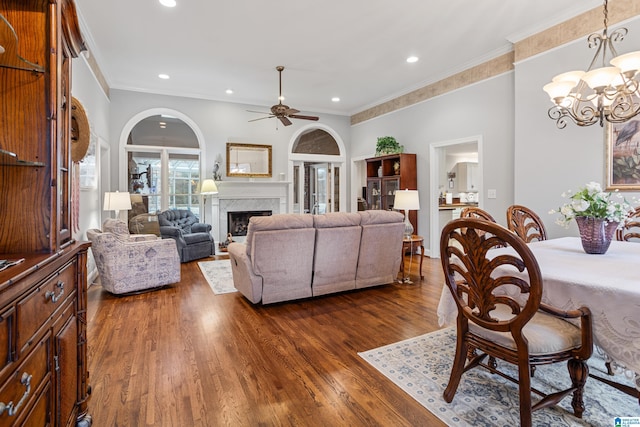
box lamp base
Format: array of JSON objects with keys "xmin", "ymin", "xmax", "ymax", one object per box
[{"xmin": 403, "ymin": 210, "xmax": 414, "ymax": 239}]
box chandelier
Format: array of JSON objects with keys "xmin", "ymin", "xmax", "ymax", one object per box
[{"xmin": 543, "ymin": 0, "xmax": 640, "ymax": 128}]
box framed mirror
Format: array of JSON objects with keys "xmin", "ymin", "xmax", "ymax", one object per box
[{"xmin": 226, "ymin": 143, "xmax": 272, "ymax": 178}]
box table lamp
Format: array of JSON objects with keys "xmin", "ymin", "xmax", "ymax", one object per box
[
  {"xmin": 200, "ymin": 179, "xmax": 219, "ymax": 223},
  {"xmin": 394, "ymin": 189, "xmax": 420, "ymax": 239},
  {"xmin": 103, "ymin": 191, "xmax": 132, "ymax": 220}
]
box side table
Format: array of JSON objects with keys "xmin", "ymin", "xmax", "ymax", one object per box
[{"xmin": 399, "ymin": 235, "xmax": 424, "ymax": 283}]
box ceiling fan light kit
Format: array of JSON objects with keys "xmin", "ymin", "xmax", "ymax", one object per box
[{"xmin": 248, "ymin": 66, "xmax": 319, "ymax": 127}]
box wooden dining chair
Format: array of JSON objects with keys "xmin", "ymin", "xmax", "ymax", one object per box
[
  {"xmin": 459, "ymin": 206, "xmax": 496, "ymax": 222},
  {"xmin": 440, "ymin": 218, "xmax": 593, "ymax": 427},
  {"xmin": 506, "ymin": 204, "xmax": 548, "ymax": 243},
  {"xmin": 617, "ymin": 206, "xmax": 640, "ymax": 242}
]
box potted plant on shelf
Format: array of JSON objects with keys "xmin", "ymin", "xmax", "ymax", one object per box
[{"xmin": 375, "ymin": 136, "xmax": 404, "ymax": 156}]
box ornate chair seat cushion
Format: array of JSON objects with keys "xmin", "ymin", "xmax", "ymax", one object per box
[{"xmin": 469, "ymin": 304, "xmax": 583, "ymax": 355}]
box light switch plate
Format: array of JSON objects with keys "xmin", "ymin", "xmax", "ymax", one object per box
[{"xmin": 487, "ymin": 189, "xmax": 497, "ymax": 199}]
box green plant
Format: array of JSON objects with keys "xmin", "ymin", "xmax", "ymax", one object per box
[{"xmin": 375, "ymin": 136, "xmax": 403, "ymax": 156}]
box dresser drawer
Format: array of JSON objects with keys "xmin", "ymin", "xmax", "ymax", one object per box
[
  {"xmin": 16, "ymin": 261, "xmax": 75, "ymax": 354},
  {"xmin": 0, "ymin": 308, "xmax": 15, "ymax": 383},
  {"xmin": 0, "ymin": 333, "xmax": 50, "ymax": 427}
]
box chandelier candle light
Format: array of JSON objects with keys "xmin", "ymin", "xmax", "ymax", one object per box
[{"xmin": 543, "ymin": 0, "xmax": 640, "ymax": 128}]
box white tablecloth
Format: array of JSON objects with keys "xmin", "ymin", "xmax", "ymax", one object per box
[{"xmin": 437, "ymin": 237, "xmax": 640, "ymax": 384}]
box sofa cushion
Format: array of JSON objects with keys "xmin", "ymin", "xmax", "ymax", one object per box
[
  {"xmin": 313, "ymin": 212, "xmax": 361, "ymax": 228},
  {"xmin": 184, "ymin": 232, "xmax": 214, "ymax": 245},
  {"xmin": 102, "ymin": 219, "xmax": 131, "ymax": 241},
  {"xmin": 359, "ymin": 210, "xmax": 405, "ymax": 225},
  {"xmin": 245, "ymin": 213, "xmax": 314, "ymax": 258}
]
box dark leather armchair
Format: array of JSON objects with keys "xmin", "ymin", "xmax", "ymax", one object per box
[{"xmin": 157, "ymin": 209, "xmax": 215, "ymax": 262}]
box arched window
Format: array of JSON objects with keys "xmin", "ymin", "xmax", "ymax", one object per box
[
  {"xmin": 292, "ymin": 129, "xmax": 340, "ymax": 155},
  {"xmin": 121, "ymin": 111, "xmax": 205, "ymax": 219}
]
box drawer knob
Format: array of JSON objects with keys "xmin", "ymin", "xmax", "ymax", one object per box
[
  {"xmin": 0, "ymin": 372, "xmax": 32, "ymax": 417},
  {"xmin": 45, "ymin": 281, "xmax": 65, "ymax": 303}
]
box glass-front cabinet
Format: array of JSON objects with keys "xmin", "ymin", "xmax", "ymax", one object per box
[
  {"xmin": 367, "ymin": 179, "xmax": 382, "ymax": 210},
  {"xmin": 382, "ymin": 177, "xmax": 400, "ymax": 211},
  {"xmin": 365, "ymin": 153, "xmax": 418, "ymax": 233}
]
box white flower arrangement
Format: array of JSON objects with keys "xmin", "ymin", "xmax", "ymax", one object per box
[{"xmin": 549, "ymin": 181, "xmax": 635, "ymax": 229}]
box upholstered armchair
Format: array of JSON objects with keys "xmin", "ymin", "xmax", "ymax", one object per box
[
  {"xmin": 86, "ymin": 219, "xmax": 181, "ymax": 294},
  {"xmin": 157, "ymin": 209, "xmax": 215, "ymax": 262}
]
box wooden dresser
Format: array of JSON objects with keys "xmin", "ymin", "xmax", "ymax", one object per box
[{"xmin": 0, "ymin": 0, "xmax": 91, "ymax": 425}]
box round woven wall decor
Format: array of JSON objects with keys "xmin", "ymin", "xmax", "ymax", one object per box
[{"xmin": 71, "ymin": 97, "xmax": 91, "ymax": 162}]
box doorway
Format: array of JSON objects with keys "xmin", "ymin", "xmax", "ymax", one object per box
[
  {"xmin": 429, "ymin": 135, "xmax": 482, "ymax": 258},
  {"xmin": 288, "ymin": 125, "xmax": 346, "ymax": 214}
]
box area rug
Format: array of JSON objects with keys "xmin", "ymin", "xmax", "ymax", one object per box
[
  {"xmin": 197, "ymin": 259, "xmax": 237, "ymax": 295},
  {"xmin": 359, "ymin": 327, "xmax": 638, "ymax": 427}
]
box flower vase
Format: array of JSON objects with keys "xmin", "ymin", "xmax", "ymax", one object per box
[{"xmin": 575, "ymin": 216, "xmax": 618, "ymax": 254}]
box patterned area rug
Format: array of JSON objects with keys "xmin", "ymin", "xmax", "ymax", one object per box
[
  {"xmin": 197, "ymin": 259, "xmax": 237, "ymax": 295},
  {"xmin": 359, "ymin": 327, "xmax": 637, "ymax": 426}
]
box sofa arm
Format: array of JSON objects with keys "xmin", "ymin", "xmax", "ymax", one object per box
[
  {"xmin": 191, "ymin": 223, "xmax": 211, "ymax": 233},
  {"xmin": 228, "ymin": 242, "xmax": 263, "ymax": 304},
  {"xmin": 159, "ymin": 225, "xmax": 183, "ymax": 237}
]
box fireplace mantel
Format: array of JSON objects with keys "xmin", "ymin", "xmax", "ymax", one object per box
[{"xmin": 210, "ymin": 181, "xmax": 290, "ymax": 243}]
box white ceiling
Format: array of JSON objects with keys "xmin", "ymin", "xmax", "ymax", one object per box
[{"xmin": 75, "ymin": 0, "xmax": 603, "ymax": 117}]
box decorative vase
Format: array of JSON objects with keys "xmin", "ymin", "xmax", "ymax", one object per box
[{"xmin": 575, "ymin": 216, "xmax": 618, "ymax": 254}]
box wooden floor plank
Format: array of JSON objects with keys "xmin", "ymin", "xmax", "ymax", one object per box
[{"xmin": 86, "ymin": 255, "xmax": 448, "ymax": 426}]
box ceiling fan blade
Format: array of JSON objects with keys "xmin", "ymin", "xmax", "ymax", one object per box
[
  {"xmin": 248, "ymin": 115, "xmax": 275, "ymax": 122},
  {"xmin": 289, "ymin": 114, "xmax": 319, "ymax": 121},
  {"xmin": 247, "ymin": 109, "xmax": 271, "ymax": 114},
  {"xmin": 279, "ymin": 116, "xmax": 292, "ymax": 126},
  {"xmin": 285, "ymin": 108, "xmax": 300, "ymax": 115}
]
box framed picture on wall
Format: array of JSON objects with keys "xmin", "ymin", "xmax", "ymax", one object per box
[{"xmin": 605, "ymin": 117, "xmax": 640, "ymax": 191}]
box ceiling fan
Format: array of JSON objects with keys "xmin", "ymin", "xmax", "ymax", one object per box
[{"xmin": 248, "ymin": 66, "xmax": 319, "ymax": 126}]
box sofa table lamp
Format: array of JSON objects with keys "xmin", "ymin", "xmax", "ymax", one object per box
[
  {"xmin": 394, "ymin": 189, "xmax": 420, "ymax": 239},
  {"xmin": 103, "ymin": 191, "xmax": 132, "ymax": 221},
  {"xmin": 199, "ymin": 179, "xmax": 219, "ymax": 223}
]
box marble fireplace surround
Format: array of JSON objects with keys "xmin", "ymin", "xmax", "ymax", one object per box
[{"xmin": 210, "ymin": 181, "xmax": 289, "ymax": 243}]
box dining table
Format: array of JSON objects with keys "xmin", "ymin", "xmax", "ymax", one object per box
[{"xmin": 437, "ymin": 236, "xmax": 640, "ymax": 398}]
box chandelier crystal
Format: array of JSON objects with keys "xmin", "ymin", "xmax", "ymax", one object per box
[{"xmin": 543, "ymin": 0, "xmax": 640, "ymax": 128}]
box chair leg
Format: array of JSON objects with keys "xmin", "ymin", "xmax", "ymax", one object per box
[
  {"xmin": 517, "ymin": 362, "xmax": 533, "ymax": 427},
  {"xmin": 605, "ymin": 361, "xmax": 614, "ymax": 376},
  {"xmin": 568, "ymin": 359, "xmax": 589, "ymax": 418},
  {"xmin": 444, "ymin": 339, "xmax": 469, "ymax": 403}
]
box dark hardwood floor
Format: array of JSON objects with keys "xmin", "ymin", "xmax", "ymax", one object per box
[{"xmin": 86, "ymin": 254, "xmax": 449, "ymax": 426}]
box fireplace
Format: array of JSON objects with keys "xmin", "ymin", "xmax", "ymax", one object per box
[{"xmin": 228, "ymin": 210, "xmax": 272, "ymax": 237}]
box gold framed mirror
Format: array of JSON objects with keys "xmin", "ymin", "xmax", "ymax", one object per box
[{"xmin": 226, "ymin": 143, "xmax": 272, "ymax": 178}]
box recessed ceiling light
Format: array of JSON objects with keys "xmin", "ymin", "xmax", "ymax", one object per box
[
  {"xmin": 406, "ymin": 56, "xmax": 419, "ymax": 63},
  {"xmin": 159, "ymin": 0, "xmax": 176, "ymax": 7},
  {"xmin": 158, "ymin": 73, "xmax": 170, "ymax": 79},
  {"xmin": 226, "ymin": 89, "xmax": 234, "ymax": 94},
  {"xmin": 331, "ymin": 97, "xmax": 340, "ymax": 102}
]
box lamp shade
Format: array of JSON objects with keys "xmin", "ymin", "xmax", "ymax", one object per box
[
  {"xmin": 394, "ymin": 189, "xmax": 420, "ymax": 211},
  {"xmin": 200, "ymin": 179, "xmax": 219, "ymax": 195},
  {"xmin": 103, "ymin": 191, "xmax": 132, "ymax": 212}
]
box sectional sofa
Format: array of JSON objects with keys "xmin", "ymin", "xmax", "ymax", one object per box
[{"xmin": 227, "ymin": 210, "xmax": 405, "ymax": 304}]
